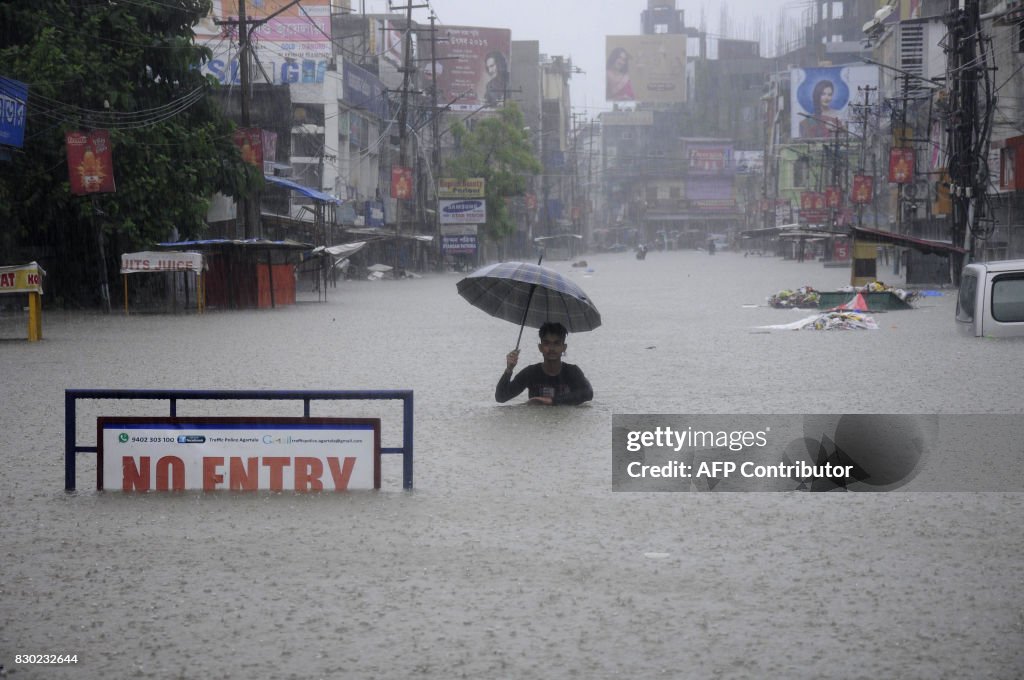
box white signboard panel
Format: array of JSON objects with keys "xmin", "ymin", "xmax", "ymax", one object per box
[
  {"xmin": 120, "ymin": 251, "xmax": 204, "ymax": 274},
  {"xmin": 440, "ymin": 199, "xmax": 486, "ymax": 225},
  {"xmin": 98, "ymin": 418, "xmax": 380, "ymax": 491}
]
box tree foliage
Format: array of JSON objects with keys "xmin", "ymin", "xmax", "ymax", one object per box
[
  {"xmin": 446, "ymin": 103, "xmax": 541, "ymax": 243},
  {"xmin": 0, "ymin": 0, "xmax": 258, "ymax": 307}
]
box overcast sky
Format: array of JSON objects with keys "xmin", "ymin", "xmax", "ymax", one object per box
[{"xmin": 359, "ymin": 0, "xmax": 804, "ymax": 117}]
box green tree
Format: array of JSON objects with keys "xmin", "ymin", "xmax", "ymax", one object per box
[
  {"xmin": 0, "ymin": 0, "xmax": 259, "ymax": 307},
  {"xmin": 446, "ymin": 103, "xmax": 541, "ymax": 246}
]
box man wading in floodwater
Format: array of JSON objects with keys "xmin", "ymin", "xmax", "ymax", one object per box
[{"xmin": 495, "ymin": 321, "xmax": 593, "ymax": 406}]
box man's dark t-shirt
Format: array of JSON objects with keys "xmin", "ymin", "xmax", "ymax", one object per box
[{"xmin": 495, "ymin": 363, "xmax": 593, "ymax": 405}]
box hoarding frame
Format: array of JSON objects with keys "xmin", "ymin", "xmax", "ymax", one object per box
[{"xmin": 65, "ymin": 389, "xmax": 415, "ymax": 491}]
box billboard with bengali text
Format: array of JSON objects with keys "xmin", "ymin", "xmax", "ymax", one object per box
[
  {"xmin": 606, "ymin": 35, "xmax": 687, "ymax": 103},
  {"xmin": 0, "ymin": 76, "xmax": 28, "ymax": 149},
  {"xmin": 425, "ymin": 26, "xmax": 511, "ymax": 111},
  {"xmin": 196, "ymin": 0, "xmax": 332, "ymax": 85}
]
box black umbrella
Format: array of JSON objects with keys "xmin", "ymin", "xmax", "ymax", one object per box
[{"xmin": 456, "ymin": 258, "xmax": 601, "ymax": 349}]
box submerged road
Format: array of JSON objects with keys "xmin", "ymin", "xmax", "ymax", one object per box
[{"xmin": 1, "ymin": 250, "xmax": 1021, "ymax": 678}]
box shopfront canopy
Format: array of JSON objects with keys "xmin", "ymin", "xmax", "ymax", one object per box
[{"xmin": 263, "ymin": 175, "xmax": 343, "ymax": 204}]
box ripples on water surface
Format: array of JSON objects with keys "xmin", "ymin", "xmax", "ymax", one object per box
[{"xmin": 1, "ymin": 251, "xmax": 1021, "ymax": 678}]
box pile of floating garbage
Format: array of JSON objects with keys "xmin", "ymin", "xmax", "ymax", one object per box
[
  {"xmin": 844, "ymin": 280, "xmax": 920, "ymax": 305},
  {"xmin": 758, "ymin": 310, "xmax": 879, "ymax": 331},
  {"xmin": 767, "ymin": 285, "xmax": 821, "ymax": 309}
]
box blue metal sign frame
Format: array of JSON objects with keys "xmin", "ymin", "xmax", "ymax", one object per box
[{"xmin": 65, "ymin": 389, "xmax": 414, "ymax": 491}]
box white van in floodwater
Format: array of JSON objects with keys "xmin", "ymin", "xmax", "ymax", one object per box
[{"xmin": 955, "ymin": 259, "xmax": 1024, "ymax": 337}]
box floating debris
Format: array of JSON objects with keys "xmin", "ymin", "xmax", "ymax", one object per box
[
  {"xmin": 767, "ymin": 286, "xmax": 821, "ymax": 309},
  {"xmin": 836, "ymin": 280, "xmax": 920, "ymax": 305},
  {"xmin": 758, "ymin": 311, "xmax": 879, "ymax": 331}
]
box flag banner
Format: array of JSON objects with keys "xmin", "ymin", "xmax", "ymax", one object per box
[
  {"xmin": 851, "ymin": 174, "xmax": 874, "ymax": 204},
  {"xmin": 66, "ymin": 130, "xmax": 116, "ymax": 195},
  {"xmin": 889, "ymin": 148, "xmax": 915, "ymax": 184},
  {"xmin": 391, "ymin": 166, "xmax": 413, "ymax": 199}
]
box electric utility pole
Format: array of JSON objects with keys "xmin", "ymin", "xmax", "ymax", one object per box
[
  {"xmin": 429, "ymin": 11, "xmax": 443, "ymax": 271},
  {"xmin": 945, "ymin": 0, "xmax": 985, "ymax": 277},
  {"xmin": 218, "ymin": 0, "xmax": 301, "ymax": 239},
  {"xmin": 389, "ymin": 1, "xmax": 427, "ymax": 278},
  {"xmin": 236, "ymin": 0, "xmax": 254, "ymax": 238},
  {"xmin": 853, "ymin": 85, "xmax": 876, "ymax": 228}
]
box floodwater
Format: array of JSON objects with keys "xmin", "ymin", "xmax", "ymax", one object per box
[{"xmin": 1, "ymin": 249, "xmax": 1021, "ymax": 679}]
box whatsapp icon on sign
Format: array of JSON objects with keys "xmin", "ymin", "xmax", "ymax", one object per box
[{"xmin": 119, "ymin": 433, "xmax": 129, "ymax": 443}]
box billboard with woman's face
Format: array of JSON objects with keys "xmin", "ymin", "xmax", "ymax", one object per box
[
  {"xmin": 423, "ymin": 26, "xmax": 511, "ymax": 111},
  {"xmin": 606, "ymin": 35, "xmax": 687, "ymax": 103},
  {"xmin": 790, "ymin": 65, "xmax": 878, "ymax": 139}
]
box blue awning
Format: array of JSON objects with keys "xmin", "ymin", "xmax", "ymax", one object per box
[{"xmin": 263, "ymin": 175, "xmax": 343, "ymax": 204}]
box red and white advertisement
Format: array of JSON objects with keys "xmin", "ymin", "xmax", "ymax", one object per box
[
  {"xmin": 66, "ymin": 130, "xmax": 116, "ymax": 195},
  {"xmin": 424, "ymin": 25, "xmax": 511, "ymax": 111},
  {"xmin": 98, "ymin": 417, "xmax": 380, "ymax": 492},
  {"xmin": 233, "ymin": 128, "xmax": 263, "ymax": 167},
  {"xmin": 391, "ymin": 166, "xmax": 413, "ymax": 199},
  {"xmin": 800, "ymin": 191, "xmax": 828, "ymax": 223},
  {"xmin": 686, "ymin": 144, "xmax": 732, "ymax": 174},
  {"xmin": 824, "ymin": 186, "xmax": 841, "ymax": 209},
  {"xmin": 833, "ymin": 239, "xmax": 851, "ymax": 261},
  {"xmin": 889, "ymin": 148, "xmax": 915, "ymax": 184},
  {"xmin": 851, "ymin": 174, "xmax": 874, "ymax": 204}
]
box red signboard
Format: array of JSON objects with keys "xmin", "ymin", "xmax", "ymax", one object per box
[
  {"xmin": 800, "ymin": 191, "xmax": 828, "ymax": 223},
  {"xmin": 391, "ymin": 165, "xmax": 413, "ymax": 199},
  {"xmin": 66, "ymin": 130, "xmax": 116, "ymax": 195},
  {"xmin": 824, "ymin": 186, "xmax": 841, "ymax": 209},
  {"xmin": 888, "ymin": 148, "xmax": 915, "ymax": 184},
  {"xmin": 800, "ymin": 191, "xmax": 826, "ymax": 211},
  {"xmin": 233, "ymin": 128, "xmax": 263, "ymax": 167},
  {"xmin": 851, "ymin": 174, "xmax": 873, "ymax": 204},
  {"xmin": 688, "ymin": 147, "xmax": 730, "ymax": 173},
  {"xmin": 833, "ymin": 239, "xmax": 850, "ymax": 261},
  {"xmin": 261, "ymin": 129, "xmax": 278, "ymax": 173}
]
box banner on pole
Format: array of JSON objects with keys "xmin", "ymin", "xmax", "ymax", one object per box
[
  {"xmin": 391, "ymin": 166, "xmax": 413, "ymax": 199},
  {"xmin": 66, "ymin": 130, "xmax": 116, "ymax": 195},
  {"xmin": 888, "ymin": 148, "xmax": 914, "ymax": 184}
]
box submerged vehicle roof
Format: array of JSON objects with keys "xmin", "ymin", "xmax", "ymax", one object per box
[{"xmin": 965, "ymin": 259, "xmax": 1024, "ymax": 273}]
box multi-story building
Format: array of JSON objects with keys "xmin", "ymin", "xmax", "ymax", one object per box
[{"xmin": 599, "ymin": 1, "xmax": 768, "ymax": 249}]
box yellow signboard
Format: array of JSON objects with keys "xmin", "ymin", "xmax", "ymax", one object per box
[
  {"xmin": 0, "ymin": 262, "xmax": 45, "ymax": 295},
  {"xmin": 439, "ymin": 178, "xmax": 486, "ymax": 198}
]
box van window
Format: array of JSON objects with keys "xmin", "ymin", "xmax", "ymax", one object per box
[
  {"xmin": 956, "ymin": 272, "xmax": 977, "ymax": 322},
  {"xmin": 991, "ymin": 274, "xmax": 1024, "ymax": 322}
]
